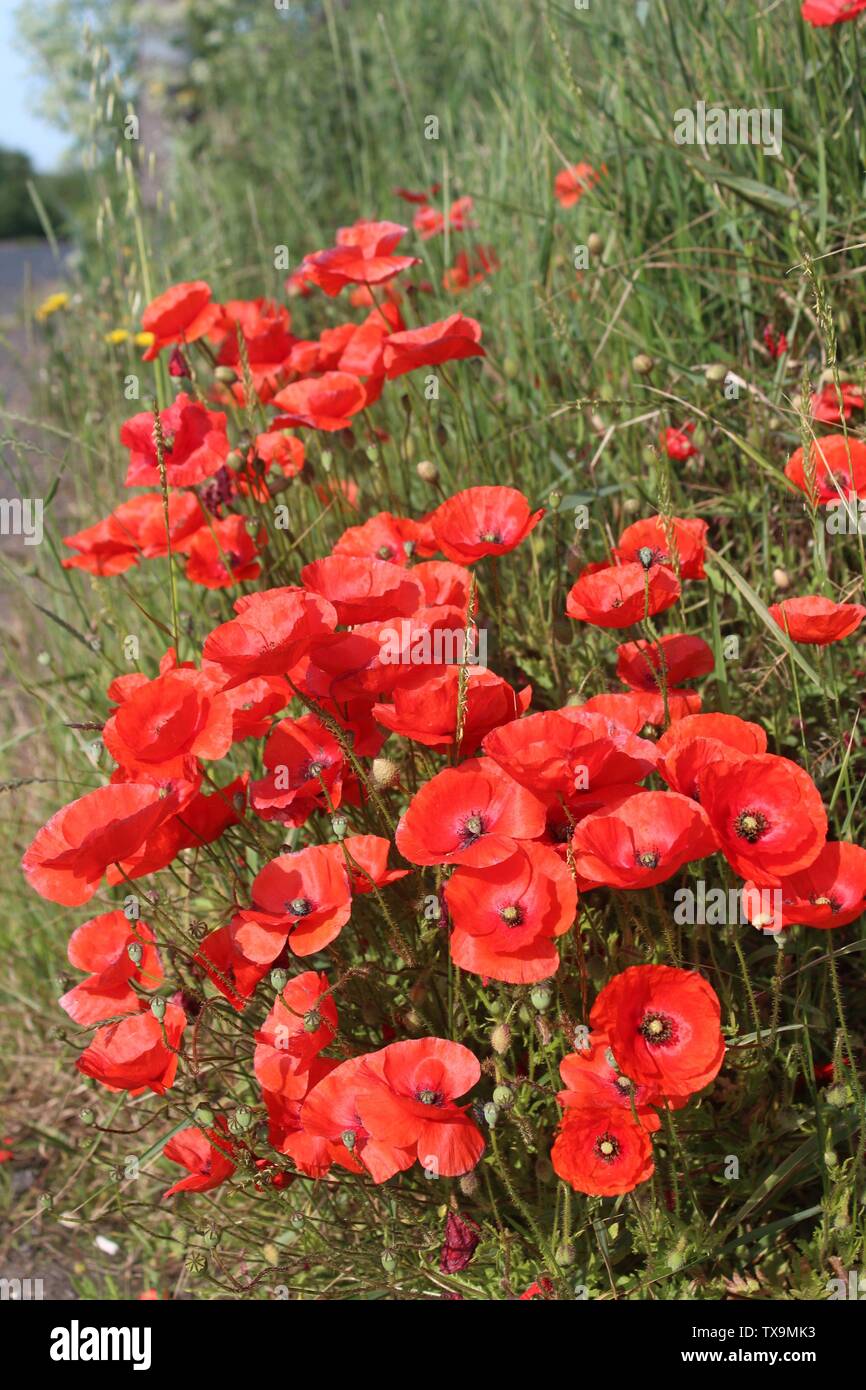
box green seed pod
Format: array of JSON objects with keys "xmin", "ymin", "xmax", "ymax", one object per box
[
  {"xmin": 483, "ymin": 1102, "xmax": 500, "ymax": 1127},
  {"xmin": 303, "ymin": 1009, "xmax": 322, "ymax": 1034},
  {"xmin": 270, "ymin": 968, "xmax": 289, "ymax": 993},
  {"xmin": 331, "ymin": 814, "xmax": 348, "ymax": 840},
  {"xmin": 530, "ymin": 985, "xmax": 552, "ymax": 1013},
  {"xmin": 195, "ymin": 1104, "xmax": 215, "ymax": 1128},
  {"xmin": 492, "ymin": 1084, "xmax": 513, "ymax": 1109},
  {"xmin": 381, "ymin": 1249, "xmax": 397, "ymax": 1274},
  {"xmin": 150, "ymin": 996, "xmax": 166, "ymax": 1022},
  {"xmin": 127, "ymin": 942, "xmax": 143, "ymax": 966},
  {"xmin": 632, "ymin": 353, "xmax": 654, "ymax": 375}
]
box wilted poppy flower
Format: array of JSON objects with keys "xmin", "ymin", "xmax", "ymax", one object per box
[
  {"xmin": 354, "ymin": 1038, "xmax": 485, "ymax": 1179},
  {"xmin": 250, "ymin": 714, "xmax": 347, "ymax": 825},
  {"xmin": 271, "ymin": 372, "xmax": 368, "ymax": 431},
  {"xmin": 140, "ymin": 280, "xmax": 220, "ymax": 360},
  {"xmin": 810, "ymin": 382, "xmax": 864, "ymax": 424},
  {"xmin": 743, "ymin": 841, "xmax": 866, "ymax": 931},
  {"xmin": 440, "ymin": 1211, "xmax": 481, "ymax": 1273},
  {"xmin": 121, "ymin": 394, "xmax": 230, "ymax": 488},
  {"xmin": 77, "ymin": 1002, "xmax": 187, "ymax": 1095},
  {"xmin": 768, "ymin": 595, "xmax": 866, "ymax": 646},
  {"xmin": 571, "ymin": 789, "xmax": 717, "ymax": 890},
  {"xmin": 590, "ymin": 964, "xmax": 725, "ymax": 1101},
  {"xmin": 254, "ymin": 970, "xmax": 337, "ymax": 1096},
  {"xmin": 614, "ymin": 516, "xmax": 708, "ymax": 580},
  {"xmin": 382, "ymin": 313, "xmax": 484, "ymax": 379},
  {"xmin": 396, "ymin": 756, "xmax": 547, "ymax": 867},
  {"xmin": 801, "ymin": 0, "xmax": 866, "ymax": 25},
  {"xmin": 616, "ymin": 634, "xmax": 714, "ymax": 690},
  {"xmin": 59, "ymin": 911, "xmax": 162, "ymax": 1026},
  {"xmin": 785, "ymin": 434, "xmax": 866, "ymax": 505},
  {"xmin": 558, "ymin": 1034, "xmax": 662, "ymax": 1128},
  {"xmin": 551, "ymin": 1107, "xmax": 654, "ymax": 1196},
  {"xmin": 566, "ymin": 562, "xmax": 680, "ymax": 628},
  {"xmin": 162, "ymin": 1124, "xmax": 235, "ymax": 1198},
  {"xmin": 22, "ymin": 782, "xmax": 181, "ymax": 906},
  {"xmin": 202, "ymin": 586, "xmax": 337, "ymax": 688},
  {"xmin": 300, "ymin": 220, "xmax": 420, "ymax": 296},
  {"xmin": 430, "ymin": 485, "xmax": 543, "ymax": 565},
  {"xmin": 103, "ymin": 667, "xmax": 233, "ymax": 781},
  {"xmin": 483, "ymin": 706, "xmax": 657, "ymax": 796},
  {"xmin": 373, "ymin": 665, "xmax": 531, "ymax": 753},
  {"xmin": 301, "ymin": 555, "xmax": 422, "ymax": 625},
  {"xmin": 662, "ymin": 423, "xmax": 699, "ymax": 461},
  {"xmin": 236, "ymin": 843, "xmax": 353, "ymax": 961},
  {"xmin": 554, "ymin": 161, "xmax": 605, "ymax": 208},
  {"xmin": 656, "ymin": 711, "xmax": 767, "ymax": 800},
  {"xmin": 697, "ymin": 752, "xmax": 827, "ymax": 882},
  {"xmin": 446, "ymin": 840, "xmax": 577, "ymax": 983}
]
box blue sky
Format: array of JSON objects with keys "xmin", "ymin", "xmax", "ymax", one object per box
[{"xmin": 0, "ymin": 2, "xmax": 70, "ymax": 171}]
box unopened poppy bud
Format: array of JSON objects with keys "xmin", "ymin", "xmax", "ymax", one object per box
[
  {"xmin": 214, "ymin": 366, "xmax": 237, "ymax": 385},
  {"xmin": 371, "ymin": 757, "xmax": 399, "ymax": 789},
  {"xmin": 587, "ymin": 232, "xmax": 604, "ymax": 257},
  {"xmin": 632, "ymin": 353, "xmax": 654, "ymax": 375},
  {"xmin": 381, "ymin": 1249, "xmax": 397, "ymax": 1274},
  {"xmin": 459, "ymin": 1170, "xmax": 479, "ymax": 1197},
  {"xmin": 416, "ymin": 459, "xmax": 439, "ymax": 484},
  {"xmin": 79, "ymin": 1107, "xmax": 95, "ymax": 1126},
  {"xmin": 772, "ymin": 567, "xmax": 791, "ymax": 590},
  {"xmin": 150, "ymin": 997, "xmax": 166, "ymax": 1021},
  {"xmin": 503, "ymin": 356, "xmax": 519, "ymax": 380},
  {"xmin": 303, "ymin": 1008, "xmax": 322, "ymax": 1033},
  {"xmin": 492, "ymin": 1083, "xmax": 513, "ymax": 1109},
  {"xmin": 169, "ymin": 347, "xmax": 189, "ymax": 378},
  {"xmin": 127, "ymin": 942, "xmax": 143, "ymax": 965},
  {"xmin": 331, "ymin": 813, "xmax": 348, "ymax": 840},
  {"xmin": 490, "ymin": 1022, "xmax": 511, "ymax": 1054},
  {"xmin": 483, "ymin": 1102, "xmax": 499, "ymax": 1127},
  {"xmin": 530, "ymin": 984, "xmax": 552, "ymax": 1013},
  {"xmin": 291, "ymin": 1211, "xmax": 304, "ymax": 1228},
  {"xmin": 555, "ymin": 1242, "xmax": 576, "ymax": 1267},
  {"xmin": 195, "ymin": 1104, "xmax": 214, "ymax": 1127},
  {"xmin": 825, "ymin": 1087, "xmax": 847, "ymax": 1109},
  {"xmin": 548, "ymin": 490, "xmax": 562, "ymax": 511},
  {"xmin": 270, "ymin": 968, "xmax": 289, "ymax": 993},
  {"xmin": 233, "ymin": 1106, "xmax": 253, "ymax": 1133},
  {"xmin": 704, "ymin": 362, "xmax": 728, "ymax": 383}
]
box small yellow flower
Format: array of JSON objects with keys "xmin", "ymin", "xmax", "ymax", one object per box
[
  {"xmin": 134, "ymin": 330, "xmax": 155, "ymax": 348},
  {"xmin": 104, "ymin": 328, "xmax": 131, "ymax": 345},
  {"xmin": 35, "ymin": 291, "xmax": 70, "ymax": 322}
]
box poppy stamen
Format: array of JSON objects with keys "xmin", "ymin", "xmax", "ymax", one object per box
[
  {"xmin": 417, "ymin": 1088, "xmax": 444, "ymax": 1106},
  {"xmin": 639, "ymin": 1011, "xmax": 676, "ymax": 1046},
  {"xmin": 499, "ymin": 903, "xmax": 524, "ymax": 927},
  {"xmin": 734, "ymin": 809, "xmax": 769, "ymax": 843},
  {"xmin": 461, "ymin": 812, "xmax": 486, "ymax": 845},
  {"xmin": 480, "ymin": 530, "xmax": 503, "ymax": 544},
  {"xmin": 287, "ymin": 897, "xmax": 313, "ymax": 916},
  {"xmin": 634, "ymin": 849, "xmax": 660, "ymax": 870},
  {"xmin": 594, "ymin": 1132, "xmax": 621, "ymax": 1163}
]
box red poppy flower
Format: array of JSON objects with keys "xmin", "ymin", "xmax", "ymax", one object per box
[
  {"xmin": 785, "ymin": 434, "xmax": 866, "ymax": 505},
  {"xmin": 483, "ymin": 707, "xmax": 658, "ymax": 796},
  {"xmin": 373, "ymin": 665, "xmax": 531, "ymax": 754},
  {"xmin": 590, "ymin": 964, "xmax": 725, "ymax": 1101},
  {"xmin": 262, "ymin": 1055, "xmax": 347, "ymax": 1176},
  {"xmin": 768, "ymin": 595, "xmax": 866, "ymax": 646},
  {"xmin": 301, "ymin": 555, "xmax": 422, "ymax": 625},
  {"xmin": 271, "ymin": 371, "xmax": 368, "ymax": 431},
  {"xmin": 353, "ymin": 1038, "xmax": 484, "ymax": 1179},
  {"xmin": 413, "ymin": 205, "xmax": 445, "ymax": 239},
  {"xmin": 382, "ymin": 313, "xmax": 484, "ymax": 379},
  {"xmin": 194, "ymin": 919, "xmax": 273, "ymax": 1012},
  {"xmin": 202, "ymin": 586, "xmax": 337, "ymax": 689},
  {"xmin": 662, "ymin": 423, "xmax": 699, "ymax": 461},
  {"xmin": 430, "ymin": 485, "xmax": 543, "ymax": 565},
  {"xmin": 334, "ymin": 834, "xmax": 409, "ymax": 895},
  {"xmin": 245, "ymin": 430, "xmax": 305, "ymax": 491},
  {"xmin": 763, "ymin": 323, "xmax": 788, "ymax": 359},
  {"xmin": 810, "ymin": 382, "xmax": 864, "ymax": 424},
  {"xmin": 442, "ymin": 245, "xmax": 500, "ymax": 293},
  {"xmin": 210, "ymin": 297, "xmax": 295, "ymax": 397},
  {"xmin": 554, "ymin": 161, "xmax": 605, "ymax": 208},
  {"xmin": 235, "ymin": 843, "xmax": 353, "ymax": 962},
  {"xmin": 446, "ymin": 841, "xmax": 577, "ymax": 983},
  {"xmin": 566, "ymin": 562, "xmax": 680, "ymax": 628},
  {"xmin": 558, "ymin": 1033, "xmax": 662, "ymax": 1128},
  {"xmin": 254, "ymin": 970, "xmax": 337, "ymax": 1097},
  {"xmin": 162, "ymin": 1124, "xmax": 236, "ymax": 1198},
  {"xmin": 250, "ymin": 714, "xmax": 347, "ymax": 826},
  {"xmin": 551, "ymin": 1108, "xmax": 654, "ymax": 1197},
  {"xmin": 578, "ymin": 689, "xmax": 701, "ymax": 733},
  {"xmin": 656, "ymin": 712, "xmax": 767, "ymax": 800},
  {"xmin": 801, "ymin": 0, "xmax": 866, "ymax": 25},
  {"xmin": 300, "ymin": 220, "xmax": 420, "ymax": 296},
  {"xmin": 185, "ymin": 515, "xmax": 265, "ymax": 589},
  {"xmin": 105, "ymin": 774, "xmax": 246, "ymax": 885},
  {"xmin": 571, "ymin": 789, "xmax": 716, "ymax": 890},
  {"xmin": 140, "ymin": 280, "xmax": 220, "ymax": 360},
  {"xmin": 743, "ymin": 841, "xmax": 866, "ymax": 931},
  {"xmin": 22, "ymin": 782, "xmax": 182, "ymax": 906},
  {"xmin": 137, "ymin": 492, "xmax": 206, "ymax": 558},
  {"xmin": 300, "ymin": 1055, "xmax": 414, "ymax": 1181},
  {"xmin": 121, "ymin": 393, "xmax": 230, "ymax": 488},
  {"xmin": 332, "ymin": 510, "xmax": 434, "ymax": 565},
  {"xmin": 410, "ymin": 560, "xmax": 473, "ymax": 610},
  {"xmin": 77, "ymin": 1002, "xmax": 187, "ymax": 1095},
  {"xmin": 396, "ymin": 756, "xmax": 547, "ymax": 867},
  {"xmin": 614, "ymin": 516, "xmax": 708, "ymax": 580},
  {"xmin": 305, "ymin": 603, "xmax": 468, "ymax": 702},
  {"xmin": 103, "ymin": 667, "xmax": 233, "ymax": 781},
  {"xmin": 61, "ymin": 494, "xmax": 192, "ymax": 576},
  {"xmin": 616, "ymin": 634, "xmax": 714, "ymax": 690},
  {"xmin": 697, "ymin": 752, "xmax": 827, "ymax": 882},
  {"xmin": 59, "ymin": 911, "xmax": 162, "ymax": 1026}
]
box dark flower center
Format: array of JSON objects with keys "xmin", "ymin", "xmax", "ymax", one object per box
[
  {"xmin": 639, "ymin": 1011, "xmax": 676, "ymax": 1046},
  {"xmin": 417, "ymin": 1088, "xmax": 444, "ymax": 1106},
  {"xmin": 461, "ymin": 812, "xmax": 486, "ymax": 845},
  {"xmin": 810, "ymin": 894, "xmax": 841, "ymax": 913},
  {"xmin": 287, "ymin": 897, "xmax": 313, "ymax": 916},
  {"xmin": 500, "ymin": 903, "xmax": 524, "ymax": 927},
  {"xmin": 594, "ymin": 1132, "xmax": 621, "ymax": 1163},
  {"xmin": 480, "ymin": 530, "xmax": 503, "ymax": 544},
  {"xmin": 635, "ymin": 849, "xmax": 660, "ymax": 869},
  {"xmin": 734, "ymin": 809, "xmax": 769, "ymax": 843},
  {"xmin": 636, "ymin": 545, "xmax": 658, "ymax": 570},
  {"xmin": 377, "ymin": 545, "xmax": 395, "ymax": 560}
]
